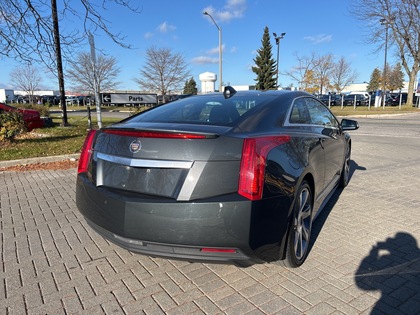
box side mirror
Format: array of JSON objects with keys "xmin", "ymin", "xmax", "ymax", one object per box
[{"xmin": 341, "ymin": 118, "xmax": 359, "ymax": 131}]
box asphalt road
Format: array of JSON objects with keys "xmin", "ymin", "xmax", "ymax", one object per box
[{"xmin": 1, "ymin": 112, "xmax": 420, "ymax": 314}]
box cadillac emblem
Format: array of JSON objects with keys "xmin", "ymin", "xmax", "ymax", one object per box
[{"xmin": 129, "ymin": 140, "xmax": 142, "ymax": 153}]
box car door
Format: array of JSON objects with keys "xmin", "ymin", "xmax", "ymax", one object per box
[
  {"xmin": 306, "ymin": 98, "xmax": 344, "ymax": 196},
  {"xmin": 288, "ymin": 98, "xmax": 326, "ymax": 201}
]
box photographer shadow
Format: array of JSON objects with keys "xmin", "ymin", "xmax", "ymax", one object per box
[{"xmin": 355, "ymin": 232, "xmax": 420, "ymax": 314}]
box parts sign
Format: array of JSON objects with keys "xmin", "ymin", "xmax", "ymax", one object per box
[{"xmin": 101, "ymin": 93, "xmax": 157, "ymax": 105}]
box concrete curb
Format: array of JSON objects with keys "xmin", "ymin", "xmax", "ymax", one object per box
[{"xmin": 0, "ymin": 153, "xmax": 80, "ymax": 168}]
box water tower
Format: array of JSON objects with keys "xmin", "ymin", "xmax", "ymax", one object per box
[{"xmin": 199, "ymin": 72, "xmax": 217, "ymax": 93}]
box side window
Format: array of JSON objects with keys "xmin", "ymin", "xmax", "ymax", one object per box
[
  {"xmin": 289, "ymin": 98, "xmax": 312, "ymax": 124},
  {"xmin": 306, "ymin": 98, "xmax": 339, "ymax": 127}
]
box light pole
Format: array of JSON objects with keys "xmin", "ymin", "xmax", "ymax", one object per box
[
  {"xmin": 273, "ymin": 32, "xmax": 286, "ymax": 88},
  {"xmin": 88, "ymin": 32, "xmax": 102, "ymax": 128},
  {"xmin": 203, "ymin": 11, "xmax": 222, "ymax": 92},
  {"xmin": 380, "ymin": 18, "xmax": 390, "ymax": 109}
]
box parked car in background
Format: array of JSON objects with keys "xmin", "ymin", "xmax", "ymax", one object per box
[
  {"xmin": 76, "ymin": 87, "xmax": 359, "ymax": 268},
  {"xmin": 14, "ymin": 95, "xmax": 30, "ymax": 104},
  {"xmin": 85, "ymin": 96, "xmax": 96, "ymax": 105},
  {"xmin": 0, "ymin": 102, "xmax": 45, "ymax": 131},
  {"xmin": 368, "ymin": 94, "xmax": 377, "ymax": 106},
  {"xmin": 318, "ymin": 94, "xmax": 341, "ymax": 106},
  {"xmin": 386, "ymin": 93, "xmax": 406, "ymax": 106},
  {"xmin": 65, "ymin": 96, "xmax": 78, "ymax": 105},
  {"xmin": 343, "ymin": 94, "xmax": 369, "ymax": 106},
  {"xmin": 42, "ymin": 95, "xmax": 60, "ymax": 105}
]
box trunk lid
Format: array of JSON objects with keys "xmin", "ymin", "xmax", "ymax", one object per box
[{"xmin": 91, "ymin": 125, "xmax": 244, "ymax": 201}]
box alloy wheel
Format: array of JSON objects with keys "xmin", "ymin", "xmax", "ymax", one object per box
[{"xmin": 293, "ymin": 186, "xmax": 312, "ymax": 260}]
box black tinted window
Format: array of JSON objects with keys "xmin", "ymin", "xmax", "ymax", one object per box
[
  {"xmin": 289, "ymin": 97, "xmax": 338, "ymax": 127},
  {"xmin": 306, "ymin": 98, "xmax": 338, "ymax": 127},
  {"xmin": 126, "ymin": 94, "xmax": 265, "ymax": 126}
]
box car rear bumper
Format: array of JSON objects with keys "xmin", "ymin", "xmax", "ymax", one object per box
[
  {"xmin": 85, "ymin": 218, "xmax": 253, "ymax": 263},
  {"xmin": 26, "ymin": 119, "xmax": 45, "ymax": 130},
  {"xmin": 76, "ymin": 175, "xmax": 291, "ymax": 264}
]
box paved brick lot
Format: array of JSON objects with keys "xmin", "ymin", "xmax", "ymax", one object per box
[{"xmin": 1, "ymin": 114, "xmax": 420, "ymax": 314}]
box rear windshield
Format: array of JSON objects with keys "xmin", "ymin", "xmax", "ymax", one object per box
[{"xmin": 126, "ymin": 94, "xmax": 268, "ymax": 126}]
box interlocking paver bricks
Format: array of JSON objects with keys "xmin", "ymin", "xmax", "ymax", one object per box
[{"xmin": 1, "ymin": 114, "xmax": 420, "ymax": 314}]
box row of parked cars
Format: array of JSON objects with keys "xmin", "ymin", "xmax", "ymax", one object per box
[
  {"xmin": 318, "ymin": 92, "xmax": 410, "ymax": 107},
  {"xmin": 64, "ymin": 95, "xmax": 95, "ymax": 106},
  {"xmin": 12, "ymin": 95, "xmax": 95, "ymax": 106}
]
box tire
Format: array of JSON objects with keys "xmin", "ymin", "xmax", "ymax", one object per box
[
  {"xmin": 339, "ymin": 143, "xmax": 351, "ymax": 188},
  {"xmin": 282, "ymin": 181, "xmax": 313, "ymax": 268}
]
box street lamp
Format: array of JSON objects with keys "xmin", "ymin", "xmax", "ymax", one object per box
[
  {"xmin": 273, "ymin": 32, "xmax": 286, "ymax": 88},
  {"xmin": 380, "ymin": 18, "xmax": 391, "ymax": 109},
  {"xmin": 203, "ymin": 11, "xmax": 222, "ymax": 92}
]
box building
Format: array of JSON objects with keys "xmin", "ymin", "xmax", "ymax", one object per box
[
  {"xmin": 342, "ymin": 81, "xmax": 414, "ymax": 94},
  {"xmin": 14, "ymin": 90, "xmax": 60, "ymax": 97},
  {"xmin": 0, "ymin": 89, "xmax": 14, "ymax": 103}
]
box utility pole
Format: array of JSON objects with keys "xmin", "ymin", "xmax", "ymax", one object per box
[
  {"xmin": 88, "ymin": 32, "xmax": 102, "ymax": 128},
  {"xmin": 51, "ymin": 0, "xmax": 68, "ymax": 126},
  {"xmin": 380, "ymin": 17, "xmax": 393, "ymax": 109}
]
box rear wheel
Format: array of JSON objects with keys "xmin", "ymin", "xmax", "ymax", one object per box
[
  {"xmin": 339, "ymin": 144, "xmax": 351, "ymax": 188},
  {"xmin": 282, "ymin": 181, "xmax": 313, "ymax": 268}
]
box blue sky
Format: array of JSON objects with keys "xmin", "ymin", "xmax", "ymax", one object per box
[{"xmin": 0, "ymin": 0, "xmax": 398, "ymax": 92}]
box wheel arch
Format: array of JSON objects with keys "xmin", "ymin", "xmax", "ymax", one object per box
[{"xmin": 279, "ymin": 172, "xmax": 315, "ymax": 261}]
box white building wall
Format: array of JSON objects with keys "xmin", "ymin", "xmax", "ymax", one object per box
[
  {"xmin": 342, "ymin": 81, "xmax": 411, "ymax": 94},
  {"xmin": 14, "ymin": 90, "xmax": 60, "ymax": 96},
  {"xmin": 0, "ymin": 89, "xmax": 14, "ymax": 102}
]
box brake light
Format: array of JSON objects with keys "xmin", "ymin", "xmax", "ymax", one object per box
[
  {"xmin": 77, "ymin": 130, "xmax": 97, "ymax": 174},
  {"xmin": 103, "ymin": 129, "xmax": 207, "ymax": 139},
  {"xmin": 238, "ymin": 136, "xmax": 291, "ymax": 200}
]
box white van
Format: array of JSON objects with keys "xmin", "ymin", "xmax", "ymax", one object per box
[{"xmin": 348, "ymin": 91, "xmax": 369, "ymax": 99}]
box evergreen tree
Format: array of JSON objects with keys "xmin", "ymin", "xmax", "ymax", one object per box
[
  {"xmin": 252, "ymin": 26, "xmax": 277, "ymax": 91},
  {"xmin": 367, "ymin": 68, "xmax": 382, "ymax": 92},
  {"xmin": 183, "ymin": 77, "xmax": 198, "ymax": 95},
  {"xmin": 388, "ymin": 63, "xmax": 404, "ymax": 92}
]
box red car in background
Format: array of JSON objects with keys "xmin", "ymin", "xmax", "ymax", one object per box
[{"xmin": 0, "ymin": 102, "xmax": 45, "ymax": 131}]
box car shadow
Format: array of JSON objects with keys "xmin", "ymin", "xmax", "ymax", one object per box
[
  {"xmin": 309, "ymin": 160, "xmax": 367, "ymax": 253},
  {"xmin": 354, "ymin": 232, "xmax": 420, "ymax": 314}
]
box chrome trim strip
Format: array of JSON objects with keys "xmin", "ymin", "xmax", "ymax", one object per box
[{"xmin": 96, "ymin": 152, "xmax": 193, "ymax": 169}]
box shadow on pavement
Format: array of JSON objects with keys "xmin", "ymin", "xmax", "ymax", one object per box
[
  {"xmin": 355, "ymin": 232, "xmax": 420, "ymax": 314},
  {"xmin": 310, "ymin": 160, "xmax": 367, "ymax": 252}
]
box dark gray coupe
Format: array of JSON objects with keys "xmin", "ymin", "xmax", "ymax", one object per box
[{"xmin": 76, "ymin": 87, "xmax": 359, "ymax": 267}]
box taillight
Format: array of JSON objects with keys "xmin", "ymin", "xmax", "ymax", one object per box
[
  {"xmin": 102, "ymin": 129, "xmax": 208, "ymax": 139},
  {"xmin": 77, "ymin": 130, "xmax": 97, "ymax": 174},
  {"xmin": 238, "ymin": 136, "xmax": 290, "ymax": 200}
]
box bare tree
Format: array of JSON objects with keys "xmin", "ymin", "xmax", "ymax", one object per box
[
  {"xmin": 284, "ymin": 52, "xmax": 317, "ymax": 90},
  {"xmin": 285, "ymin": 52, "xmax": 338, "ymax": 94},
  {"xmin": 10, "ymin": 65, "xmax": 42, "ymax": 103},
  {"xmin": 313, "ymin": 53, "xmax": 335, "ymax": 94},
  {"xmin": 67, "ymin": 52, "xmax": 121, "ymax": 94},
  {"xmin": 349, "ymin": 0, "xmax": 420, "ymax": 105},
  {"xmin": 134, "ymin": 46, "xmax": 191, "ymax": 101},
  {"xmin": 0, "ymin": 0, "xmax": 138, "ymax": 67},
  {"xmin": 331, "ymin": 57, "xmax": 359, "ymax": 93},
  {"xmin": 0, "ymin": 0, "xmax": 140, "ymax": 124}
]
